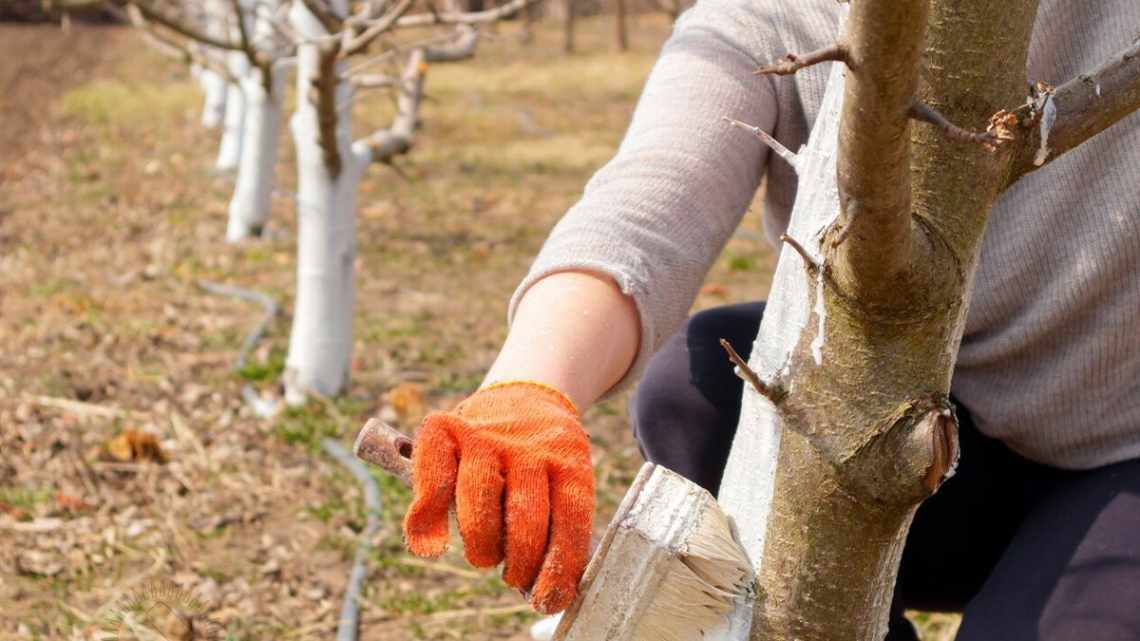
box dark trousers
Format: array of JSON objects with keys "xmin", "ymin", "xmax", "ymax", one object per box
[{"xmin": 629, "ymin": 302, "xmax": 1140, "ymax": 641}]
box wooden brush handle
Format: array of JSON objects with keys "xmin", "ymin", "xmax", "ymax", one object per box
[{"xmin": 353, "ymin": 417, "xmax": 415, "ymax": 486}]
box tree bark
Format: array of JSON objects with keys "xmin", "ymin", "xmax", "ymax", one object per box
[
  {"xmin": 225, "ymin": 61, "xmax": 284, "ymax": 240},
  {"xmin": 614, "ymin": 0, "xmax": 628, "ymax": 52},
  {"xmin": 717, "ymin": 1, "xmax": 1042, "ymax": 639},
  {"xmin": 225, "ymin": 0, "xmax": 285, "ymax": 241},
  {"xmin": 563, "ymin": 0, "xmax": 575, "ymax": 54},
  {"xmin": 283, "ymin": 1, "xmax": 477, "ymax": 402},
  {"xmin": 284, "ymin": 0, "xmax": 360, "ymax": 403},
  {"xmin": 214, "ymin": 51, "xmax": 248, "ymax": 171},
  {"xmin": 199, "ymin": 67, "xmax": 228, "ymax": 128}
]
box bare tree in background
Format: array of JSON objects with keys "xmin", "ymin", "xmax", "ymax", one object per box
[
  {"xmin": 55, "ymin": 0, "xmax": 296, "ymax": 237},
  {"xmin": 53, "ymin": 0, "xmax": 535, "ymax": 403},
  {"xmin": 545, "ymin": 2, "xmax": 1140, "ymax": 640},
  {"xmin": 280, "ymin": 0, "xmax": 533, "ymax": 403}
]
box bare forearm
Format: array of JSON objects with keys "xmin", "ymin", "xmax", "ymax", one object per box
[{"xmin": 483, "ymin": 270, "xmax": 640, "ymax": 412}]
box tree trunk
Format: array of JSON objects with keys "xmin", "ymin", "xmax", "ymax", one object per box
[
  {"xmin": 196, "ymin": 0, "xmax": 228, "ymax": 129},
  {"xmin": 562, "ymin": 0, "xmax": 575, "ymax": 54},
  {"xmin": 214, "ymin": 52, "xmax": 248, "ymax": 172},
  {"xmin": 284, "ymin": 0, "xmax": 362, "ymax": 403},
  {"xmin": 199, "ymin": 68, "xmax": 228, "ymax": 129},
  {"xmin": 225, "ymin": 1, "xmax": 285, "ymax": 241},
  {"xmin": 225, "ymin": 65, "xmax": 283, "ymax": 240},
  {"xmin": 713, "ymin": 0, "xmax": 1140, "ymax": 639},
  {"xmin": 614, "ymin": 0, "xmax": 628, "ymax": 52}
]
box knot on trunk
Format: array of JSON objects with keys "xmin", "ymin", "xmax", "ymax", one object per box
[{"xmin": 838, "ymin": 394, "xmax": 960, "ymax": 507}]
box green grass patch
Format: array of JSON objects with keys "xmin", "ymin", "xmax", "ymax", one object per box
[
  {"xmin": 0, "ymin": 485, "xmax": 52, "ymax": 512},
  {"xmin": 59, "ymin": 79, "xmax": 197, "ymax": 128},
  {"xmin": 237, "ymin": 347, "xmax": 287, "ymax": 383}
]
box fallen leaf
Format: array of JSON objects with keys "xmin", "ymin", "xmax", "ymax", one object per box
[
  {"xmin": 54, "ymin": 492, "xmax": 93, "ymax": 512},
  {"xmin": 104, "ymin": 429, "xmax": 168, "ymax": 464},
  {"xmin": 0, "ymin": 501, "xmax": 27, "ymax": 520},
  {"xmin": 387, "ymin": 383, "xmax": 426, "ymax": 423}
]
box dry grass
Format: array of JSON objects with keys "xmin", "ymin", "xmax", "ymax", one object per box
[{"xmin": 0, "ymin": 14, "xmax": 955, "ymax": 641}]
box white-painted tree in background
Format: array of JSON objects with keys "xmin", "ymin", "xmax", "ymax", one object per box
[
  {"xmin": 56, "ymin": 0, "xmax": 536, "ymax": 404},
  {"xmin": 282, "ymin": 0, "xmax": 533, "ymax": 403}
]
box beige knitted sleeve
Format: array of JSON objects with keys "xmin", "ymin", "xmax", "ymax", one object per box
[{"xmin": 508, "ymin": 0, "xmax": 782, "ymax": 394}]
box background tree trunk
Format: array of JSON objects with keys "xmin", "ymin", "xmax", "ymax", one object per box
[
  {"xmin": 284, "ymin": 0, "xmax": 360, "ymax": 403},
  {"xmin": 613, "ymin": 0, "xmax": 627, "ymax": 52},
  {"xmin": 562, "ymin": 0, "xmax": 575, "ymax": 54},
  {"xmin": 214, "ymin": 52, "xmax": 248, "ymax": 171},
  {"xmin": 198, "ymin": 67, "xmax": 228, "ymax": 128},
  {"xmin": 225, "ymin": 0, "xmax": 285, "ymax": 241}
]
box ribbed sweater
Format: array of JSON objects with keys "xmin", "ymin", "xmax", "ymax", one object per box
[{"xmin": 510, "ymin": 0, "xmax": 1140, "ymax": 469}]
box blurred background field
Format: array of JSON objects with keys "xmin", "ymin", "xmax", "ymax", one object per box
[{"xmin": 0, "ymin": 13, "xmax": 783, "ymax": 640}]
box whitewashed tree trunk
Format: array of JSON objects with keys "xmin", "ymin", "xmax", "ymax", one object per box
[
  {"xmin": 225, "ymin": 68, "xmax": 283, "ymax": 239},
  {"xmin": 199, "ymin": 68, "xmax": 229, "ymax": 129},
  {"xmin": 284, "ymin": 0, "xmax": 365, "ymax": 403},
  {"xmin": 715, "ymin": 52, "xmax": 847, "ymax": 641},
  {"xmin": 225, "ymin": 1, "xmax": 285, "ymax": 241},
  {"xmin": 215, "ymin": 52, "xmax": 249, "ymax": 172},
  {"xmin": 197, "ymin": 0, "xmax": 229, "ymax": 129},
  {"xmin": 280, "ymin": 5, "xmax": 485, "ymax": 403}
]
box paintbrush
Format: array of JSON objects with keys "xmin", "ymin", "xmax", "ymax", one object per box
[{"xmin": 354, "ymin": 417, "xmax": 756, "ymax": 640}]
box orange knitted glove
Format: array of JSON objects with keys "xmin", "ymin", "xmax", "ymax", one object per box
[{"xmin": 403, "ymin": 381, "xmax": 594, "ymax": 614}]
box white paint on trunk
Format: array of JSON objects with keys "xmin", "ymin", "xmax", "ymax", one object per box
[
  {"xmin": 714, "ymin": 11, "xmax": 848, "ymax": 637},
  {"xmin": 225, "ymin": 2, "xmax": 285, "ymax": 242},
  {"xmin": 284, "ymin": 0, "xmax": 364, "ymax": 404},
  {"xmin": 197, "ymin": 0, "xmax": 228, "ymax": 129},
  {"xmin": 215, "ymin": 53, "xmax": 250, "ymax": 172},
  {"xmin": 199, "ymin": 68, "xmax": 228, "ymax": 129},
  {"xmin": 1034, "ymin": 93, "xmax": 1057, "ymax": 166},
  {"xmin": 809, "ymin": 265, "xmax": 827, "ymax": 365},
  {"xmin": 226, "ymin": 71, "xmax": 283, "ymax": 241}
]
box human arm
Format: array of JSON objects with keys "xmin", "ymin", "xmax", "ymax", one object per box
[
  {"xmin": 482, "ymin": 270, "xmax": 640, "ymax": 411},
  {"xmin": 403, "ymin": 0, "xmax": 792, "ymax": 613}
]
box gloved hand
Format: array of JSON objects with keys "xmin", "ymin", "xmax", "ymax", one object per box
[{"xmin": 403, "ymin": 381, "xmax": 594, "ymax": 614}]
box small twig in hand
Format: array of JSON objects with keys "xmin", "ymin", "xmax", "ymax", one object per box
[
  {"xmin": 779, "ymin": 233, "xmax": 820, "ymax": 273},
  {"xmin": 722, "ymin": 117, "xmax": 800, "ymax": 172},
  {"xmin": 719, "ymin": 339, "xmax": 785, "ymax": 403},
  {"xmin": 909, "ymin": 100, "xmax": 1002, "ymax": 151},
  {"xmin": 756, "ymin": 43, "xmax": 851, "ymax": 76}
]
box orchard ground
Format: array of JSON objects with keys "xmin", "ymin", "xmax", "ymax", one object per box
[{"xmin": 0, "ymin": 16, "xmax": 957, "ymax": 641}]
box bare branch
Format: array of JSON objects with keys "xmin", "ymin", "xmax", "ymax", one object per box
[
  {"xmin": 350, "ymin": 73, "xmax": 398, "ymax": 89},
  {"xmin": 831, "ymin": 0, "xmax": 928, "ymax": 308},
  {"xmin": 719, "ymin": 339, "xmax": 785, "ymax": 404},
  {"xmin": 909, "ymin": 100, "xmax": 1001, "ymax": 150},
  {"xmin": 300, "ymin": 0, "xmax": 344, "ymax": 33},
  {"xmin": 722, "ymin": 116, "xmax": 800, "ymax": 172},
  {"xmin": 394, "ymin": 0, "xmax": 534, "ymax": 28},
  {"xmin": 1009, "ymin": 38, "xmax": 1140, "ymax": 181},
  {"xmin": 755, "ymin": 43, "xmax": 851, "ymax": 76},
  {"xmin": 354, "ymin": 26, "xmax": 480, "ymax": 164},
  {"xmin": 129, "ymin": 0, "xmax": 243, "ymax": 51},
  {"xmin": 356, "ymin": 47, "xmax": 428, "ymax": 163},
  {"xmin": 779, "ymin": 233, "xmax": 820, "ymax": 274},
  {"xmin": 830, "ymin": 200, "xmax": 860, "ymax": 248},
  {"xmin": 423, "ymin": 24, "xmax": 478, "ymax": 61},
  {"xmin": 230, "ymin": 0, "xmax": 261, "ymax": 69},
  {"xmin": 125, "ymin": 4, "xmax": 238, "ymax": 82},
  {"xmin": 341, "ymin": 0, "xmax": 416, "ymax": 56}
]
